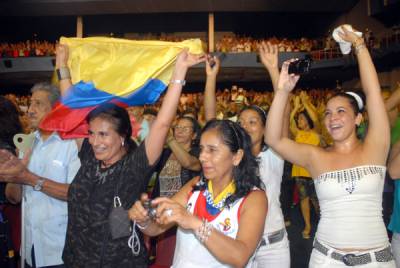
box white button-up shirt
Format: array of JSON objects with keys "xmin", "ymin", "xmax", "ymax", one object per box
[{"xmin": 23, "ymin": 131, "xmax": 80, "ymax": 267}]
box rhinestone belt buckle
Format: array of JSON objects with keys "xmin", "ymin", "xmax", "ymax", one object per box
[{"xmin": 342, "ymin": 254, "xmax": 356, "ymax": 266}]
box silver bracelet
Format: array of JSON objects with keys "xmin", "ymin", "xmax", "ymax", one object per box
[
  {"xmin": 195, "ymin": 218, "xmax": 213, "ymax": 243},
  {"xmin": 170, "ymin": 79, "xmax": 186, "ymax": 86}
]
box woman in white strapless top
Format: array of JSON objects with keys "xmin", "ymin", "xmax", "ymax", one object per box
[{"xmin": 265, "ymin": 25, "xmax": 395, "ymax": 267}]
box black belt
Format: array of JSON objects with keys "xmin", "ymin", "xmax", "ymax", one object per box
[
  {"xmin": 313, "ymin": 240, "xmax": 394, "ymax": 266},
  {"xmin": 259, "ymin": 228, "xmax": 285, "ymax": 247}
]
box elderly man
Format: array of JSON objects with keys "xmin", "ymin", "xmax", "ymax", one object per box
[{"xmin": 1, "ymin": 82, "xmax": 80, "ymax": 268}]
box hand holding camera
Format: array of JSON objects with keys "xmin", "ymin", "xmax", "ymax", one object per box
[
  {"xmin": 142, "ymin": 199, "xmax": 158, "ymax": 220},
  {"xmin": 278, "ymin": 59, "xmax": 301, "ymax": 93},
  {"xmin": 128, "ymin": 193, "xmax": 157, "ymax": 227},
  {"xmin": 288, "ymin": 58, "xmax": 311, "ymax": 75},
  {"xmin": 205, "ymin": 54, "xmax": 221, "ymax": 77}
]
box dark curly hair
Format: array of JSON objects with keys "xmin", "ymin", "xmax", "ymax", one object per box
[
  {"xmin": 194, "ymin": 119, "xmax": 264, "ymax": 207},
  {"xmin": 87, "ymin": 103, "xmax": 137, "ymax": 153}
]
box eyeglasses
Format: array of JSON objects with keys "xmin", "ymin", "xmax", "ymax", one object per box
[{"xmin": 173, "ymin": 126, "xmax": 192, "ymax": 133}]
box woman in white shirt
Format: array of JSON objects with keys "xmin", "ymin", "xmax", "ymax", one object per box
[
  {"xmin": 265, "ymin": 25, "xmax": 395, "ymax": 267},
  {"xmin": 203, "ymin": 42, "xmax": 291, "ymax": 268}
]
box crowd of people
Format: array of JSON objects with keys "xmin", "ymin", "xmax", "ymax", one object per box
[
  {"xmin": 0, "ymin": 25, "xmax": 400, "ymax": 268},
  {"xmin": 2, "ymin": 87, "xmax": 351, "ymax": 145},
  {"xmin": 0, "ymin": 40, "xmax": 56, "ymax": 58},
  {"xmin": 2, "ymin": 24, "xmax": 400, "ymax": 60}
]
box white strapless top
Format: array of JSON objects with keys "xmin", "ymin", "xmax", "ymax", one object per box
[{"xmin": 314, "ymin": 165, "xmax": 389, "ymax": 249}]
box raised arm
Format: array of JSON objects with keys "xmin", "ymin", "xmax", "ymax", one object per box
[
  {"xmin": 340, "ymin": 27, "xmax": 390, "ymax": 162},
  {"xmin": 259, "ymin": 42, "xmax": 280, "ymax": 91},
  {"xmin": 289, "ymin": 95, "xmax": 302, "ymax": 137},
  {"xmin": 265, "ymin": 61, "xmax": 320, "ymax": 170},
  {"xmin": 145, "ymin": 50, "xmax": 205, "ymax": 165},
  {"xmin": 259, "ymin": 42, "xmax": 291, "ymax": 138},
  {"xmin": 55, "ymin": 44, "xmax": 73, "ymax": 96},
  {"xmin": 204, "ymin": 55, "xmax": 220, "ymax": 121},
  {"xmin": 167, "ymin": 135, "xmax": 201, "ymax": 171},
  {"xmin": 300, "ymin": 91, "xmax": 321, "ymax": 131}
]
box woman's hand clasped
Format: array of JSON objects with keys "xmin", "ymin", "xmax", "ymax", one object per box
[{"xmin": 175, "ymin": 48, "xmax": 206, "ymax": 70}]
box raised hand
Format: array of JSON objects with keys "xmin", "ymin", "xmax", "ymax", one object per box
[
  {"xmin": 259, "ymin": 41, "xmax": 278, "ymax": 70},
  {"xmin": 55, "ymin": 44, "xmax": 69, "ymax": 68},
  {"xmin": 338, "ymin": 25, "xmax": 363, "ymax": 45},
  {"xmin": 278, "ymin": 60, "xmax": 300, "ymax": 93},
  {"xmin": 299, "ymin": 91, "xmax": 309, "ymax": 103},
  {"xmin": 205, "ymin": 54, "xmax": 220, "ymax": 77},
  {"xmin": 175, "ymin": 48, "xmax": 206, "ymax": 70}
]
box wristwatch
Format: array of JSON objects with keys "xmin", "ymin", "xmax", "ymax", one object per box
[{"xmin": 33, "ymin": 178, "xmax": 45, "ymax": 191}]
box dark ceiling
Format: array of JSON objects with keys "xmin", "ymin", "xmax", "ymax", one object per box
[{"xmin": 1, "ymin": 0, "xmax": 359, "ymax": 16}]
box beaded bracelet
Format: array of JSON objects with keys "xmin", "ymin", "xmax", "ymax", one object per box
[
  {"xmin": 352, "ymin": 38, "xmax": 366, "ymax": 55},
  {"xmin": 354, "ymin": 43, "xmax": 367, "ymax": 55},
  {"xmin": 195, "ymin": 218, "xmax": 213, "ymax": 243}
]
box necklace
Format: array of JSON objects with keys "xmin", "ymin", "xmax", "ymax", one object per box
[
  {"xmin": 101, "ymin": 161, "xmax": 112, "ymax": 168},
  {"xmin": 203, "ymin": 180, "xmax": 236, "ymax": 214}
]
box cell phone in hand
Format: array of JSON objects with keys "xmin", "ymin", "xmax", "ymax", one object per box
[
  {"xmin": 288, "ymin": 58, "xmax": 312, "ymax": 75},
  {"xmin": 209, "ymin": 53, "xmax": 226, "ymax": 68}
]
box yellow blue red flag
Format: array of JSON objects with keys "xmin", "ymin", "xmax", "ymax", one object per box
[{"xmin": 40, "ymin": 37, "xmax": 204, "ymax": 138}]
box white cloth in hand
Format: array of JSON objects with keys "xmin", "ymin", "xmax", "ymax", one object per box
[{"xmin": 332, "ymin": 25, "xmax": 363, "ymax": 55}]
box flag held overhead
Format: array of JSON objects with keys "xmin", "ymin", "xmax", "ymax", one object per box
[{"xmin": 40, "ymin": 37, "xmax": 204, "ymax": 139}]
